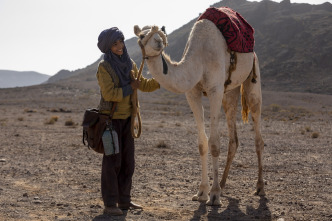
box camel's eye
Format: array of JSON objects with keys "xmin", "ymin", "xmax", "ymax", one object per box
[{"xmin": 139, "ymin": 34, "xmax": 145, "ymax": 40}]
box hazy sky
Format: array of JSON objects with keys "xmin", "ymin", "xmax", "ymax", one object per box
[{"xmin": 0, "ymin": 0, "xmax": 330, "ymax": 76}]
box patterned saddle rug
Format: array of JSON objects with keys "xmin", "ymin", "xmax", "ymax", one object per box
[{"xmin": 198, "ymin": 7, "xmax": 254, "ymax": 53}]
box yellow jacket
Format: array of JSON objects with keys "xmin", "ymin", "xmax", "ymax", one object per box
[{"xmin": 96, "ymin": 60, "xmax": 159, "ymax": 119}]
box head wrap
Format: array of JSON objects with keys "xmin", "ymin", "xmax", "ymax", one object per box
[{"xmin": 97, "ymin": 27, "xmax": 132, "ymax": 87}]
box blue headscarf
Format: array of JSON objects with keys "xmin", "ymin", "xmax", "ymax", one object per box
[{"xmin": 97, "ymin": 27, "xmax": 132, "ymax": 87}]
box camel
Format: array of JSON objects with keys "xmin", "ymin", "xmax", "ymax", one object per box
[{"xmin": 133, "ymin": 18, "xmax": 265, "ymax": 206}]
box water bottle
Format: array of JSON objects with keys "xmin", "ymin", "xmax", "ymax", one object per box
[
  {"xmin": 102, "ymin": 128, "xmax": 114, "ymax": 156},
  {"xmin": 111, "ymin": 129, "xmax": 119, "ymax": 154},
  {"xmin": 102, "ymin": 126, "xmax": 120, "ymax": 156}
]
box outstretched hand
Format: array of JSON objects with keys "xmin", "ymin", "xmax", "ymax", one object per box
[{"xmin": 130, "ymin": 79, "xmax": 140, "ymax": 90}]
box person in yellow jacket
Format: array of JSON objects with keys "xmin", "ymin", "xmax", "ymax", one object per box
[{"xmin": 96, "ymin": 27, "xmax": 159, "ymax": 216}]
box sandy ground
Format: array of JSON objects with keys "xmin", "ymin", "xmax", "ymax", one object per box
[{"xmin": 0, "ymin": 85, "xmax": 331, "ymax": 220}]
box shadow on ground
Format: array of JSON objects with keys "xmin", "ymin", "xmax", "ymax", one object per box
[{"xmin": 190, "ymin": 196, "xmax": 271, "ymax": 221}]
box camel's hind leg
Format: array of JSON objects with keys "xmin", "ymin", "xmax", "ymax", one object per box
[
  {"xmin": 242, "ymin": 59, "xmax": 265, "ymax": 196},
  {"xmin": 185, "ymin": 87, "xmax": 209, "ymax": 202},
  {"xmin": 219, "ymin": 87, "xmax": 241, "ymax": 192}
]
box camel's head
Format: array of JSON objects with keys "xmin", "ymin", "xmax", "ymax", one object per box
[{"xmin": 134, "ymin": 25, "xmax": 168, "ymax": 57}]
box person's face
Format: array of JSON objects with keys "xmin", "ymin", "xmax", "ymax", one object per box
[{"xmin": 111, "ymin": 39, "xmax": 124, "ymax": 56}]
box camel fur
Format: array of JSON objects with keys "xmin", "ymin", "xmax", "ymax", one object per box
[{"xmin": 134, "ymin": 19, "xmax": 265, "ymax": 206}]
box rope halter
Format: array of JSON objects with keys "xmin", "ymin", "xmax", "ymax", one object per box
[{"xmin": 139, "ymin": 25, "xmax": 168, "ymax": 48}]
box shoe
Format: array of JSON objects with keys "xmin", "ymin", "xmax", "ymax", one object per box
[
  {"xmin": 118, "ymin": 201, "xmax": 143, "ymax": 210},
  {"xmin": 103, "ymin": 206, "xmax": 123, "ymax": 216}
]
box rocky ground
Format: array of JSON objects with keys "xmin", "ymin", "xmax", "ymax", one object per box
[{"xmin": 0, "ymin": 85, "xmax": 331, "ymax": 220}]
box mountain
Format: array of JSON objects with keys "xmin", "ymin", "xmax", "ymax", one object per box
[
  {"xmin": 0, "ymin": 70, "xmax": 50, "ymax": 88},
  {"xmin": 47, "ymin": 0, "xmax": 332, "ymax": 95}
]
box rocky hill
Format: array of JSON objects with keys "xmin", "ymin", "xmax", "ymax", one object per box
[
  {"xmin": 0, "ymin": 70, "xmax": 50, "ymax": 88},
  {"xmin": 48, "ymin": 0, "xmax": 332, "ymax": 95}
]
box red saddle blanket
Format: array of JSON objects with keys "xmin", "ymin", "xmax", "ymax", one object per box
[{"xmin": 198, "ymin": 7, "xmax": 254, "ymax": 53}]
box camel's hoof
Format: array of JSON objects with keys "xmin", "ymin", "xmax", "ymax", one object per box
[
  {"xmin": 192, "ymin": 195, "xmax": 199, "ymax": 201},
  {"xmin": 206, "ymin": 194, "xmax": 221, "ymax": 206},
  {"xmin": 206, "ymin": 198, "xmax": 221, "ymax": 206},
  {"xmin": 255, "ymin": 188, "xmax": 266, "ymax": 196},
  {"xmin": 192, "ymin": 194, "xmax": 208, "ymax": 202}
]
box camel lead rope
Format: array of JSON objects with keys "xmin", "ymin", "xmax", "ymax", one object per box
[
  {"xmin": 224, "ymin": 49, "xmax": 237, "ymax": 88},
  {"xmin": 130, "ymin": 40, "xmax": 146, "ymax": 138},
  {"xmin": 251, "ymin": 53, "xmax": 257, "ymax": 83}
]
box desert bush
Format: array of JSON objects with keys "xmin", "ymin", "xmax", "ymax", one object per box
[
  {"xmin": 305, "ymin": 126, "xmax": 312, "ymax": 132},
  {"xmin": 48, "ymin": 108, "xmax": 71, "ymax": 113},
  {"xmin": 45, "ymin": 116, "xmax": 59, "ymax": 125},
  {"xmin": 156, "ymin": 140, "xmax": 168, "ymax": 149},
  {"xmin": 270, "ymin": 104, "xmax": 281, "ymax": 112},
  {"xmin": 17, "ymin": 117, "xmax": 24, "ymax": 121},
  {"xmin": 289, "ymin": 106, "xmax": 312, "ymax": 117},
  {"xmin": 65, "ymin": 119, "xmax": 75, "ymax": 126},
  {"xmin": 24, "ymin": 109, "xmax": 37, "ymax": 113},
  {"xmin": 0, "ymin": 118, "xmax": 7, "ymax": 126},
  {"xmin": 173, "ymin": 111, "xmax": 182, "ymax": 116},
  {"xmin": 311, "ymin": 132, "xmax": 319, "ymax": 138}
]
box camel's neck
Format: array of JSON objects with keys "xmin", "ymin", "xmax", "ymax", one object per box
[{"xmin": 146, "ymin": 50, "xmax": 202, "ymax": 94}]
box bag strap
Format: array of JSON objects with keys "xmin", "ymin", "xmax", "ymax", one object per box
[{"xmin": 109, "ymin": 102, "xmax": 117, "ymax": 120}]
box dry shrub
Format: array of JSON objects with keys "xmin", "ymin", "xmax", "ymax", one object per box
[
  {"xmin": 174, "ymin": 111, "xmax": 182, "ymax": 116},
  {"xmin": 65, "ymin": 119, "xmax": 75, "ymax": 126},
  {"xmin": 48, "ymin": 108, "xmax": 71, "ymax": 113},
  {"xmin": 156, "ymin": 140, "xmax": 168, "ymax": 149},
  {"xmin": 270, "ymin": 104, "xmax": 281, "ymax": 112},
  {"xmin": 45, "ymin": 116, "xmax": 59, "ymax": 125},
  {"xmin": 17, "ymin": 117, "xmax": 24, "ymax": 121},
  {"xmin": 311, "ymin": 132, "xmax": 319, "ymax": 138},
  {"xmin": 24, "ymin": 109, "xmax": 37, "ymax": 113},
  {"xmin": 0, "ymin": 118, "xmax": 7, "ymax": 126},
  {"xmin": 305, "ymin": 126, "xmax": 312, "ymax": 132}
]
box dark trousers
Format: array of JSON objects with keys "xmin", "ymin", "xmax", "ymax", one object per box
[{"xmin": 101, "ymin": 118, "xmax": 135, "ymax": 207}]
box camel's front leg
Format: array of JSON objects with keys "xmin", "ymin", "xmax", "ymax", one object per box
[
  {"xmin": 206, "ymin": 89, "xmax": 223, "ymax": 206},
  {"xmin": 185, "ymin": 89, "xmax": 209, "ymax": 202}
]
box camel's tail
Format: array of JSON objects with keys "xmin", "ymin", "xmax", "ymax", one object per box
[
  {"xmin": 241, "ymin": 84, "xmax": 249, "ymax": 123},
  {"xmin": 240, "ymin": 53, "xmax": 257, "ymax": 123}
]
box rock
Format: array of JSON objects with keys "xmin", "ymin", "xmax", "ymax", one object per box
[
  {"xmin": 0, "ymin": 158, "xmax": 6, "ymax": 162},
  {"xmin": 33, "ymin": 200, "xmax": 42, "ymax": 204}
]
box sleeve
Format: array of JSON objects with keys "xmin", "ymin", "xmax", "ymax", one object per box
[
  {"xmin": 96, "ymin": 64, "xmax": 124, "ymax": 102},
  {"xmin": 138, "ymin": 75, "xmax": 160, "ymax": 92}
]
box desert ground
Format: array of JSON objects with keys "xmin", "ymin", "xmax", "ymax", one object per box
[{"xmin": 0, "ymin": 84, "xmax": 331, "ymax": 220}]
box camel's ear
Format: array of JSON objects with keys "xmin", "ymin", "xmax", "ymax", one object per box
[
  {"xmin": 134, "ymin": 25, "xmax": 141, "ymax": 37},
  {"xmin": 161, "ymin": 26, "xmax": 167, "ymax": 35}
]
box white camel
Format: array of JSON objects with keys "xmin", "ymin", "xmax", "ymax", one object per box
[{"xmin": 134, "ymin": 19, "xmax": 265, "ymax": 206}]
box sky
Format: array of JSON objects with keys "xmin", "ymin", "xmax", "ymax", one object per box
[{"xmin": 0, "ymin": 0, "xmax": 331, "ymax": 76}]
